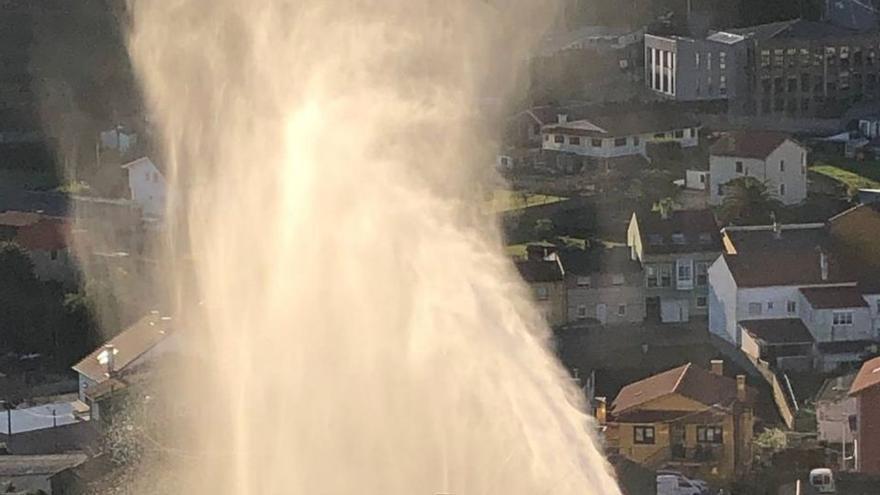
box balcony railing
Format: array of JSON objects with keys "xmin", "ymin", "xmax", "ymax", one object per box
[{"xmin": 644, "ymin": 443, "xmax": 725, "ymax": 468}]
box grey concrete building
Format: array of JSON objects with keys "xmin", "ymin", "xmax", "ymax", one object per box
[
  {"xmin": 627, "ymin": 209, "xmax": 722, "ymax": 324},
  {"xmin": 644, "ymin": 31, "xmax": 749, "ymax": 102},
  {"xmin": 560, "ymin": 246, "xmax": 645, "ymax": 326}
]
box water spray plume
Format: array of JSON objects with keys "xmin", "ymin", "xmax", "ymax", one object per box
[{"xmin": 118, "ymin": 0, "xmax": 622, "ymax": 493}]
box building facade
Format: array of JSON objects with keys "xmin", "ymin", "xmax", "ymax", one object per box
[
  {"xmin": 850, "ymin": 356, "xmax": 880, "ymax": 474},
  {"xmin": 561, "ymin": 246, "xmax": 645, "ymax": 325},
  {"xmin": 515, "ymin": 256, "xmax": 567, "ymax": 327},
  {"xmin": 709, "ymin": 131, "xmax": 808, "ymax": 205},
  {"xmin": 645, "ymin": 31, "xmax": 749, "ymax": 101},
  {"xmin": 121, "ymin": 157, "xmax": 166, "ymax": 219},
  {"xmin": 627, "ymin": 209, "xmax": 721, "ymax": 323}
]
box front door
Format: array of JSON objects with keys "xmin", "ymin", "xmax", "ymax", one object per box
[
  {"xmin": 596, "ymin": 304, "xmax": 607, "ymax": 324},
  {"xmin": 645, "ymin": 297, "xmax": 660, "ymax": 322},
  {"xmin": 670, "ymin": 423, "xmax": 686, "ymax": 459}
]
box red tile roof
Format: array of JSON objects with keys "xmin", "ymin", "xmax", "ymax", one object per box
[
  {"xmin": 740, "ymin": 318, "xmax": 815, "ymax": 344},
  {"xmin": 850, "ymin": 356, "xmax": 880, "ymax": 396},
  {"xmin": 710, "ymin": 130, "xmax": 794, "ymax": 159},
  {"xmin": 14, "ymin": 218, "xmax": 70, "ymax": 251},
  {"xmin": 611, "ymin": 363, "xmax": 753, "ymax": 415},
  {"xmin": 800, "ymin": 286, "xmax": 868, "ymax": 309}
]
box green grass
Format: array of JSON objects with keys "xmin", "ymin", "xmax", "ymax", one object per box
[
  {"xmin": 810, "ymin": 153, "xmax": 880, "ymax": 192},
  {"xmin": 485, "ymin": 189, "xmax": 566, "ymax": 214}
]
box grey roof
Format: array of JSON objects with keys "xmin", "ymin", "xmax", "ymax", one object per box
[
  {"xmin": 558, "ymin": 245, "xmax": 641, "ymax": 276},
  {"xmin": 728, "ymin": 19, "xmax": 862, "ymax": 42},
  {"xmin": 815, "ymin": 373, "xmax": 858, "ymax": 403},
  {"xmin": 538, "ymin": 25, "xmax": 637, "ymax": 55},
  {"xmin": 0, "ymin": 453, "xmax": 87, "ymax": 476},
  {"xmin": 543, "ymin": 111, "xmax": 699, "ymax": 138},
  {"xmin": 740, "ymin": 318, "xmax": 814, "ymax": 345},
  {"xmin": 0, "ymin": 186, "xmax": 68, "ymax": 217}
]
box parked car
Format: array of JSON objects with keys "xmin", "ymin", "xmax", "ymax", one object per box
[
  {"xmin": 808, "ymin": 468, "xmax": 836, "ymax": 494},
  {"xmin": 657, "ymin": 473, "xmax": 702, "ymax": 495},
  {"xmin": 657, "ymin": 470, "xmax": 709, "ymax": 495}
]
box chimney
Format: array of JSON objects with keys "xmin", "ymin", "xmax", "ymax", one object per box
[
  {"xmin": 557, "ymin": 113, "xmax": 568, "ymax": 124},
  {"xmin": 710, "ymin": 359, "xmax": 724, "ymax": 376},
  {"xmin": 595, "ymin": 397, "xmax": 607, "ymax": 425},
  {"xmin": 820, "ymin": 249, "xmax": 829, "ymax": 281},
  {"xmin": 736, "ymin": 375, "xmax": 747, "ymax": 402}
]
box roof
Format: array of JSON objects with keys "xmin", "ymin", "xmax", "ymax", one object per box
[
  {"xmin": 724, "ymin": 251, "xmax": 853, "ymax": 288},
  {"xmin": 635, "ymin": 209, "xmax": 721, "ymax": 255},
  {"xmin": 800, "ymin": 286, "xmax": 868, "ymax": 309},
  {"xmin": 0, "ymin": 186, "xmax": 68, "ymax": 217},
  {"xmin": 543, "ymin": 111, "xmax": 699, "ymax": 138},
  {"xmin": 538, "ymin": 25, "xmax": 638, "ymax": 55},
  {"xmin": 817, "ymin": 340, "xmax": 876, "ymax": 354},
  {"xmin": 611, "ymin": 363, "xmax": 753, "ymax": 414},
  {"xmin": 0, "ymin": 453, "xmax": 87, "ymax": 477},
  {"xmin": 514, "ymin": 258, "xmax": 564, "ymax": 283},
  {"xmin": 705, "ymin": 31, "xmax": 746, "ymax": 44},
  {"xmin": 739, "ymin": 318, "xmax": 815, "ymax": 344},
  {"xmin": 709, "ymin": 131, "xmax": 794, "ymax": 160},
  {"xmin": 558, "ymin": 245, "xmax": 641, "ymax": 276},
  {"xmin": 72, "ymin": 313, "xmax": 173, "ymax": 383},
  {"xmin": 828, "ymin": 203, "xmax": 880, "ymax": 293},
  {"xmin": 14, "ymin": 217, "xmax": 70, "ymax": 251},
  {"xmin": 850, "ymin": 355, "xmax": 880, "ymax": 395},
  {"xmin": 120, "ymin": 156, "xmax": 165, "ymax": 175},
  {"xmin": 815, "ymin": 373, "xmax": 857, "ymax": 403},
  {"xmin": 0, "ymin": 211, "xmax": 45, "ymax": 227},
  {"xmin": 727, "ymin": 19, "xmax": 861, "ymax": 42}
]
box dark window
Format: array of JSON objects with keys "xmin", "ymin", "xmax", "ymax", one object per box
[
  {"xmin": 697, "ymin": 426, "xmax": 723, "ymax": 444},
  {"xmin": 633, "ymin": 136, "xmax": 640, "ymax": 146},
  {"xmin": 660, "ymin": 268, "xmax": 672, "ymax": 287},
  {"xmin": 674, "ymin": 130, "xmax": 684, "ymax": 138},
  {"xmin": 614, "ymin": 137, "xmax": 627, "ymax": 147},
  {"xmin": 780, "ymin": 160, "xmax": 785, "ymax": 172},
  {"xmin": 761, "ymin": 77, "xmax": 771, "ymax": 93},
  {"xmin": 634, "ymin": 426, "xmax": 655, "ymax": 444},
  {"xmin": 654, "ymin": 132, "xmax": 666, "ymax": 139},
  {"xmin": 774, "ymin": 77, "xmax": 783, "ymax": 94},
  {"xmin": 696, "ymin": 296, "xmax": 708, "ymax": 308},
  {"xmin": 787, "ymin": 78, "xmax": 797, "ymax": 92},
  {"xmin": 568, "ymin": 136, "xmax": 580, "ymax": 145},
  {"xmin": 554, "ymin": 135, "xmax": 564, "ymax": 143},
  {"xmin": 646, "ymin": 266, "xmax": 658, "ymax": 287},
  {"xmin": 801, "ymin": 74, "xmax": 810, "ymax": 92},
  {"xmin": 544, "ymin": 134, "xmax": 550, "ymax": 142},
  {"xmin": 735, "ymin": 161, "xmax": 743, "ymax": 173},
  {"xmin": 801, "ymin": 98, "xmax": 810, "ymax": 111},
  {"xmin": 592, "ymin": 138, "xmax": 603, "ymax": 147},
  {"xmin": 696, "ymin": 262, "xmax": 708, "ymax": 286},
  {"xmin": 717, "ymin": 184, "xmax": 724, "ymax": 196},
  {"xmin": 50, "ymin": 250, "xmax": 58, "ymax": 261}
]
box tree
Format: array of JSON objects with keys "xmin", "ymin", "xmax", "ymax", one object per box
[
  {"xmin": 628, "ymin": 169, "xmax": 680, "ymax": 209},
  {"xmin": 0, "ymin": 243, "xmax": 52, "ymax": 353},
  {"xmin": 719, "ymin": 177, "xmax": 782, "ymax": 225}
]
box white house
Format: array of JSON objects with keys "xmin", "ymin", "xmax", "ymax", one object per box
[
  {"xmin": 72, "ymin": 312, "xmax": 176, "ymax": 421},
  {"xmin": 121, "ymin": 157, "xmax": 166, "ymax": 219},
  {"xmin": 708, "ymin": 220, "xmax": 880, "ymax": 371},
  {"xmin": 709, "ymin": 131, "xmax": 808, "ymax": 206},
  {"xmin": 815, "ymin": 373, "xmax": 858, "ymax": 445},
  {"xmin": 541, "ymin": 111, "xmax": 699, "ymax": 159},
  {"xmin": 100, "ymin": 126, "xmax": 138, "ymax": 154}
]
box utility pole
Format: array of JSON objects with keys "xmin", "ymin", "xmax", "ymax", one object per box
[{"xmin": 841, "ymin": 420, "xmax": 846, "ymax": 471}]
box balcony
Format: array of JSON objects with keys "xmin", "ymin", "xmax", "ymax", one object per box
[{"xmin": 645, "ymin": 443, "xmax": 725, "ymax": 469}]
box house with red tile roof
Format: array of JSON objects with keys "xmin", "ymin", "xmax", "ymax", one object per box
[
  {"xmin": 609, "ymin": 361, "xmax": 755, "ymax": 482},
  {"xmin": 708, "ymin": 205, "xmax": 880, "ymax": 372},
  {"xmin": 850, "ymin": 356, "xmax": 880, "ymax": 474},
  {"xmin": 0, "ymin": 210, "xmax": 75, "ymax": 284},
  {"xmin": 708, "ymin": 130, "xmax": 808, "ymax": 206}
]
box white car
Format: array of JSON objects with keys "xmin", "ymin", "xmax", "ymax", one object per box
[
  {"xmin": 657, "ymin": 474, "xmax": 702, "ymax": 495},
  {"xmin": 808, "ymin": 468, "xmax": 836, "ymax": 494},
  {"xmin": 657, "ymin": 470, "xmax": 709, "ymax": 495}
]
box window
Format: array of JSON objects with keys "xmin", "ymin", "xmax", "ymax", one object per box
[
  {"xmin": 787, "ymin": 78, "xmax": 797, "ymax": 92},
  {"xmin": 707, "ymin": 52, "xmax": 712, "ymax": 71},
  {"xmin": 717, "ymin": 184, "xmax": 724, "ymax": 196},
  {"xmin": 735, "ymin": 161, "xmax": 743, "ymax": 173},
  {"xmin": 780, "ymin": 160, "xmax": 785, "ymax": 172},
  {"xmin": 633, "ymin": 136, "xmax": 640, "ymax": 146},
  {"xmin": 787, "ymin": 301, "xmax": 797, "ymax": 314},
  {"xmin": 654, "ymin": 132, "xmax": 666, "ymax": 139},
  {"xmin": 50, "ymin": 250, "xmax": 58, "ymax": 261},
  {"xmin": 800, "ymin": 48, "xmax": 810, "ymax": 66},
  {"xmin": 774, "ymin": 76, "xmax": 784, "ymax": 94},
  {"xmin": 719, "ymin": 51, "xmax": 726, "ymax": 70},
  {"xmin": 554, "ymin": 135, "xmax": 564, "ymax": 143},
  {"xmin": 786, "ymin": 48, "xmax": 796, "ymax": 67},
  {"xmin": 779, "ymin": 183, "xmax": 786, "ymax": 195},
  {"xmin": 577, "ymin": 276, "xmax": 591, "ymax": 287},
  {"xmin": 677, "ymin": 263, "xmax": 692, "ymax": 282},
  {"xmin": 544, "ymin": 134, "xmax": 550, "ymax": 142},
  {"xmin": 618, "ymin": 304, "xmax": 627, "ymax": 316},
  {"xmin": 614, "ymin": 137, "xmax": 627, "ymax": 147},
  {"xmin": 660, "ymin": 266, "xmax": 672, "ymax": 287},
  {"xmin": 648, "ymin": 234, "xmax": 663, "ymax": 245},
  {"xmin": 568, "ymin": 136, "xmax": 580, "ymax": 145},
  {"xmin": 697, "ymin": 426, "xmax": 723, "ymax": 444},
  {"xmin": 833, "ymin": 311, "xmax": 854, "ymax": 326},
  {"xmin": 801, "ymin": 73, "xmax": 810, "ymax": 92},
  {"xmin": 696, "ymin": 262, "xmax": 708, "ymax": 286},
  {"xmin": 612, "ymin": 274, "xmax": 625, "ymax": 286},
  {"xmin": 696, "ymin": 296, "xmax": 708, "ymax": 308},
  {"xmin": 767, "ymin": 301, "xmax": 775, "ymax": 311},
  {"xmin": 577, "ymin": 305, "xmax": 587, "ymax": 319},
  {"xmin": 591, "ymin": 138, "xmax": 603, "ymax": 147},
  {"xmin": 674, "ymin": 129, "xmax": 685, "ymax": 139},
  {"xmin": 634, "ymin": 426, "xmax": 655, "ymax": 444},
  {"xmin": 536, "ymin": 287, "xmax": 549, "ymax": 300},
  {"xmin": 699, "ymin": 233, "xmax": 712, "ymax": 244},
  {"xmin": 719, "ymin": 75, "xmax": 727, "ymax": 95},
  {"xmin": 646, "ymin": 266, "xmax": 658, "ymax": 288},
  {"xmin": 773, "ymin": 49, "xmax": 783, "ymax": 67},
  {"xmin": 761, "ymin": 49, "xmax": 770, "ymax": 67},
  {"xmin": 748, "ymin": 302, "xmax": 763, "ymax": 316},
  {"xmin": 671, "ymin": 233, "xmax": 686, "ymax": 245}
]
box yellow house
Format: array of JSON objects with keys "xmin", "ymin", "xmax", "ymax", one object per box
[{"xmin": 608, "ymin": 361, "xmax": 755, "ymax": 483}]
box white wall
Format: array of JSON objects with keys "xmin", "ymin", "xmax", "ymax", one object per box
[
  {"xmin": 709, "ymin": 140, "xmax": 807, "ymax": 206},
  {"xmin": 686, "ymin": 170, "xmax": 709, "ymax": 190},
  {"xmin": 126, "ymin": 158, "xmax": 166, "ymax": 218},
  {"xmin": 708, "ymin": 256, "xmax": 739, "ymax": 343},
  {"xmin": 797, "ymin": 291, "xmax": 873, "ymax": 342},
  {"xmin": 865, "ymin": 293, "xmax": 880, "ymax": 338},
  {"xmin": 817, "ymin": 396, "xmax": 857, "ymax": 444},
  {"xmin": 542, "ymin": 128, "xmax": 699, "ymax": 158}
]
